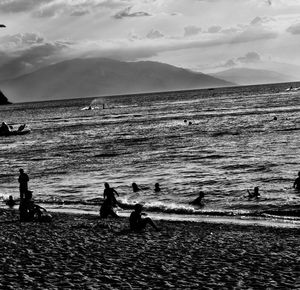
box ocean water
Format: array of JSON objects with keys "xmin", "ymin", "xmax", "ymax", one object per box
[{"xmin": 1, "ymin": 83, "xmax": 300, "ymax": 226}]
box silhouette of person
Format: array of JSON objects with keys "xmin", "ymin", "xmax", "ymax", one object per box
[
  {"xmin": 154, "ymin": 183, "xmax": 161, "ymax": 192},
  {"xmin": 293, "ymin": 171, "xmax": 300, "ymax": 190},
  {"xmin": 100, "ymin": 183, "xmax": 119, "ymax": 218},
  {"xmin": 129, "ymin": 204, "xmax": 159, "ymax": 232},
  {"xmin": 18, "ymin": 124, "xmax": 26, "ymax": 132},
  {"xmin": 6, "ymin": 195, "xmax": 16, "ymax": 209},
  {"xmin": 0, "ymin": 121, "xmax": 10, "ymax": 133},
  {"xmin": 190, "ymin": 191, "xmax": 205, "ymax": 206},
  {"xmin": 132, "ymin": 182, "xmax": 140, "ymax": 192},
  {"xmin": 18, "ymin": 168, "xmax": 29, "ymax": 201},
  {"xmin": 247, "ymin": 186, "xmax": 260, "ymax": 199},
  {"xmin": 19, "ymin": 191, "xmax": 48, "ymax": 222}
]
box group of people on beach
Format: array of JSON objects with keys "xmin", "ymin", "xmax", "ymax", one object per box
[{"xmin": 5, "ymin": 169, "xmax": 300, "ymax": 232}]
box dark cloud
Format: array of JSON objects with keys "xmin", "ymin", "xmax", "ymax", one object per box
[
  {"xmin": 146, "ymin": 30, "xmax": 164, "ymax": 39},
  {"xmin": 113, "ymin": 6, "xmax": 151, "ymax": 19},
  {"xmin": 184, "ymin": 26, "xmax": 202, "ymax": 37},
  {"xmin": 237, "ymin": 52, "xmax": 261, "ymax": 63},
  {"xmin": 224, "ymin": 59, "xmax": 236, "ymax": 67},
  {"xmin": 286, "ymin": 23, "xmax": 300, "ymax": 35},
  {"xmin": 0, "ymin": 33, "xmax": 69, "ymax": 80}
]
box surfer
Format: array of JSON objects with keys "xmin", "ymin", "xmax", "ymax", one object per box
[
  {"xmin": 247, "ymin": 186, "xmax": 260, "ymax": 199},
  {"xmin": 293, "ymin": 171, "xmax": 300, "ymax": 190}
]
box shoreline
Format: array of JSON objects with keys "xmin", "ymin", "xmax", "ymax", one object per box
[{"xmin": 0, "ymin": 209, "xmax": 299, "ymax": 289}]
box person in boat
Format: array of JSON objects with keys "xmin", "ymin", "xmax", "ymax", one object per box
[
  {"xmin": 154, "ymin": 183, "xmax": 161, "ymax": 192},
  {"xmin": 100, "ymin": 183, "xmax": 119, "ymax": 218},
  {"xmin": 293, "ymin": 171, "xmax": 300, "ymax": 190},
  {"xmin": 0, "ymin": 121, "xmax": 10, "ymax": 134},
  {"xmin": 18, "ymin": 168, "xmax": 29, "ymax": 201},
  {"xmin": 132, "ymin": 182, "xmax": 141, "ymax": 192},
  {"xmin": 247, "ymin": 186, "xmax": 260, "ymax": 199},
  {"xmin": 17, "ymin": 124, "xmax": 26, "ymax": 132},
  {"xmin": 190, "ymin": 191, "xmax": 205, "ymax": 206},
  {"xmin": 129, "ymin": 203, "xmax": 159, "ymax": 232}
]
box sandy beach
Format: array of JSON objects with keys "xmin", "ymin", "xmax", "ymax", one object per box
[{"xmin": 0, "ymin": 209, "xmax": 299, "ymax": 289}]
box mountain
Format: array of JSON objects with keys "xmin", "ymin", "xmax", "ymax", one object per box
[
  {"xmin": 211, "ymin": 68, "xmax": 293, "ymax": 86},
  {"xmin": 0, "ymin": 58, "xmax": 233, "ymax": 103},
  {"xmin": 0, "ymin": 89, "xmax": 11, "ymax": 105}
]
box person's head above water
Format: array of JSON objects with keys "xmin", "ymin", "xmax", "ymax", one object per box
[
  {"xmin": 104, "ymin": 183, "xmax": 110, "ymax": 189},
  {"xmin": 19, "ymin": 168, "xmax": 24, "ymax": 174},
  {"xmin": 132, "ymin": 182, "xmax": 139, "ymax": 191}
]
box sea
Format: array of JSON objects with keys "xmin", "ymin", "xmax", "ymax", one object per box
[{"xmin": 1, "ymin": 82, "xmax": 300, "ymax": 228}]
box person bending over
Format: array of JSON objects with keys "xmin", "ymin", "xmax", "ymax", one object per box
[{"xmin": 129, "ymin": 204, "xmax": 159, "ymax": 232}]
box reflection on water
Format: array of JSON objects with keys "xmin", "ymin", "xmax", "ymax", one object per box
[{"xmin": 0, "ymin": 83, "xmax": 300, "ymax": 224}]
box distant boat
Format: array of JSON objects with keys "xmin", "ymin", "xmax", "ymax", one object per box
[
  {"xmin": 285, "ymin": 86, "xmax": 300, "ymax": 92},
  {"xmin": 0, "ymin": 129, "xmax": 31, "ymax": 137}
]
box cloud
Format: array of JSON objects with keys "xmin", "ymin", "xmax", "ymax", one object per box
[
  {"xmin": 286, "ymin": 23, "xmax": 300, "ymax": 35},
  {"xmin": 237, "ymin": 51, "xmax": 261, "ymax": 63},
  {"xmin": 207, "ymin": 25, "xmax": 222, "ymax": 33},
  {"xmin": 0, "ymin": 33, "xmax": 69, "ymax": 80},
  {"xmin": 146, "ymin": 29, "xmax": 164, "ymax": 39},
  {"xmin": 0, "ymin": 0, "xmax": 51, "ymax": 13},
  {"xmin": 0, "ymin": 0, "xmax": 128, "ymax": 18},
  {"xmin": 184, "ymin": 26, "xmax": 202, "ymax": 37},
  {"xmin": 113, "ymin": 6, "xmax": 151, "ymax": 19}
]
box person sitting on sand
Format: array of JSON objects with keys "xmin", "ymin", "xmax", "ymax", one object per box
[
  {"xmin": 132, "ymin": 182, "xmax": 140, "ymax": 192},
  {"xmin": 6, "ymin": 195, "xmax": 16, "ymax": 209},
  {"xmin": 293, "ymin": 171, "xmax": 300, "ymax": 190},
  {"xmin": 100, "ymin": 183, "xmax": 120, "ymax": 218},
  {"xmin": 154, "ymin": 183, "xmax": 161, "ymax": 192},
  {"xmin": 190, "ymin": 191, "xmax": 205, "ymax": 206},
  {"xmin": 247, "ymin": 186, "xmax": 260, "ymax": 199},
  {"xmin": 19, "ymin": 191, "xmax": 51, "ymax": 222},
  {"xmin": 129, "ymin": 204, "xmax": 159, "ymax": 232}
]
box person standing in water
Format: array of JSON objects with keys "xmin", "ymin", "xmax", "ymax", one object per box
[
  {"xmin": 293, "ymin": 171, "xmax": 300, "ymax": 190},
  {"xmin": 18, "ymin": 168, "xmax": 29, "ymax": 201},
  {"xmin": 100, "ymin": 183, "xmax": 120, "ymax": 218}
]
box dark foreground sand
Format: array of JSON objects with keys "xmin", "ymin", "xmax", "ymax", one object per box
[{"xmin": 0, "ymin": 209, "xmax": 299, "ymax": 289}]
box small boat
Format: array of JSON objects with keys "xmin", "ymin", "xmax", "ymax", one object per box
[{"xmin": 0, "ymin": 129, "xmax": 31, "ymax": 137}]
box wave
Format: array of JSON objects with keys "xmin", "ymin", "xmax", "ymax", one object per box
[{"xmin": 29, "ymin": 198, "xmax": 300, "ymax": 220}]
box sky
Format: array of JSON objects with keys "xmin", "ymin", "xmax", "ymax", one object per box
[{"xmin": 0, "ymin": 0, "xmax": 300, "ymax": 78}]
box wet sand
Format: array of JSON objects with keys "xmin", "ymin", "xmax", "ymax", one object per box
[{"xmin": 0, "ymin": 209, "xmax": 299, "ymax": 289}]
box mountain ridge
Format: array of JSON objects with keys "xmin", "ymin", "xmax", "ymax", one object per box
[
  {"xmin": 211, "ymin": 67, "xmax": 294, "ymax": 85},
  {"xmin": 0, "ymin": 58, "xmax": 234, "ymax": 103}
]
